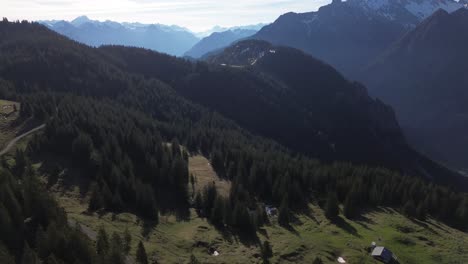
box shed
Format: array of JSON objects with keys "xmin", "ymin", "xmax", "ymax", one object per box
[{"xmin": 371, "ymin": 246, "xmax": 396, "ymax": 263}]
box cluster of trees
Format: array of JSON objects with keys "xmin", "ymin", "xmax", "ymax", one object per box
[
  {"xmin": 0, "ymin": 151, "xmax": 92, "ymax": 263},
  {"xmin": 17, "ymin": 91, "xmax": 468, "ymax": 234},
  {"xmin": 95, "ymin": 227, "xmax": 148, "ymax": 264},
  {"xmin": 1, "ymin": 149, "xmax": 150, "ymax": 264},
  {"xmin": 23, "ymin": 96, "xmax": 190, "ymax": 220},
  {"xmin": 193, "ymin": 183, "xmax": 268, "ymax": 234}
]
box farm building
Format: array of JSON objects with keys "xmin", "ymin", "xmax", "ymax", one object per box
[{"xmin": 371, "ymin": 246, "xmax": 398, "ymax": 263}]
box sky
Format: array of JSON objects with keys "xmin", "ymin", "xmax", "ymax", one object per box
[{"xmin": 0, "ymin": 0, "xmax": 331, "ymax": 32}]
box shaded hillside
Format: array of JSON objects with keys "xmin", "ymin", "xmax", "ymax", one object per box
[
  {"xmin": 362, "ymin": 9, "xmax": 468, "ymax": 169},
  {"xmin": 99, "ymin": 40, "xmax": 467, "ymax": 187},
  {"xmin": 41, "ymin": 16, "xmax": 199, "ymax": 56},
  {"xmin": 184, "ymin": 28, "xmax": 257, "ymax": 58},
  {"xmin": 251, "ymin": 0, "xmax": 407, "ymax": 78},
  {"xmin": 250, "ymin": 0, "xmax": 464, "ymax": 78}
]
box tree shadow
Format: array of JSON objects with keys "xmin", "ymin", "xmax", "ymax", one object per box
[
  {"xmin": 407, "ymin": 217, "xmax": 439, "ymax": 235},
  {"xmin": 331, "ymin": 216, "xmax": 361, "ymax": 237},
  {"xmin": 37, "ymin": 153, "xmax": 91, "ymax": 197},
  {"xmin": 141, "ymin": 219, "xmax": 158, "ymax": 238}
]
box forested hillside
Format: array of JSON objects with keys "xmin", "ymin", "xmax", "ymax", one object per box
[
  {"xmin": 99, "ymin": 40, "xmax": 465, "ymax": 187},
  {"xmin": 0, "ymin": 20, "xmax": 467, "ymax": 263}
]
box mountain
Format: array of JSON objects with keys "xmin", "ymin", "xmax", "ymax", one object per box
[
  {"xmin": 251, "ymin": 0, "xmax": 465, "ymax": 78},
  {"xmin": 98, "ymin": 39, "xmax": 467, "ymax": 188},
  {"xmin": 362, "ymin": 8, "xmax": 468, "ymax": 170},
  {"xmin": 184, "ymin": 28, "xmax": 258, "ymax": 58},
  {"xmin": 1, "ymin": 20, "xmax": 468, "ymax": 264},
  {"xmin": 194, "ymin": 23, "xmax": 266, "ymax": 38},
  {"xmin": 40, "ymin": 16, "xmax": 199, "ymax": 56}
]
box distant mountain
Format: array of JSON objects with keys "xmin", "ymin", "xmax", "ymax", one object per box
[
  {"xmin": 184, "ymin": 28, "xmax": 258, "ymax": 58},
  {"xmin": 362, "ymin": 8, "xmax": 468, "ymax": 170},
  {"xmin": 195, "ymin": 23, "xmax": 266, "ymax": 38},
  {"xmin": 40, "ymin": 16, "xmax": 199, "ymax": 56},
  {"xmin": 251, "ymin": 0, "xmax": 465, "ymax": 78}
]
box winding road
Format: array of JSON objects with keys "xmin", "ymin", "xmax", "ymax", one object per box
[{"xmin": 0, "ymin": 124, "xmax": 45, "ymax": 156}]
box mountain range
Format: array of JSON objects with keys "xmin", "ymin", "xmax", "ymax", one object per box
[
  {"xmin": 184, "ymin": 28, "xmax": 259, "ymax": 58},
  {"xmin": 1, "ymin": 17, "xmax": 468, "ymax": 264},
  {"xmin": 251, "ymin": 0, "xmax": 466, "ymax": 78},
  {"xmin": 40, "ymin": 16, "xmax": 199, "ymax": 56}
]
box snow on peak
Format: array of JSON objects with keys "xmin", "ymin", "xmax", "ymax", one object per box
[{"xmin": 350, "ymin": 0, "xmax": 464, "ymax": 20}]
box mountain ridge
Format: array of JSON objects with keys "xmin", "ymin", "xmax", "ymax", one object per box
[
  {"xmin": 362, "ymin": 8, "xmax": 468, "ymax": 170},
  {"xmin": 40, "ymin": 16, "xmax": 199, "ymax": 56}
]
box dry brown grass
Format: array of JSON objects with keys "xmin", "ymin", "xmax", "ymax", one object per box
[{"xmin": 189, "ymin": 155, "xmax": 231, "ymax": 197}]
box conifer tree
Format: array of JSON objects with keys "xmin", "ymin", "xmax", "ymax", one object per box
[
  {"xmin": 136, "ymin": 241, "xmax": 148, "ymax": 264},
  {"xmin": 190, "ymin": 254, "xmax": 201, "ymax": 264},
  {"xmin": 313, "ymin": 257, "xmax": 324, "ymax": 264},
  {"xmin": 21, "ymin": 243, "xmax": 39, "ymax": 264},
  {"xmin": 210, "ymin": 196, "xmax": 225, "ymax": 227},
  {"xmin": 123, "ymin": 228, "xmax": 132, "ymax": 254},
  {"xmin": 343, "ymin": 192, "xmax": 358, "ymax": 219},
  {"xmin": 96, "ymin": 227, "xmax": 109, "ymax": 255},
  {"xmin": 261, "ymin": 241, "xmax": 273, "ymax": 263},
  {"xmin": 325, "ymin": 192, "xmax": 339, "ymax": 220},
  {"xmin": 403, "ymin": 200, "xmax": 416, "ymax": 218},
  {"xmin": 278, "ymin": 197, "xmax": 290, "ymax": 226}
]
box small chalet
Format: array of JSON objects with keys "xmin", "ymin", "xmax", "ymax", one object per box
[{"xmin": 371, "ymin": 246, "xmax": 398, "ymax": 264}]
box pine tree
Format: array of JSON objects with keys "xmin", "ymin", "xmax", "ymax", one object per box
[
  {"xmin": 96, "ymin": 227, "xmax": 109, "ymax": 255},
  {"xmin": 325, "ymin": 192, "xmax": 339, "ymax": 220},
  {"xmin": 190, "ymin": 254, "xmax": 201, "ymax": 264},
  {"xmin": 210, "ymin": 196, "xmax": 225, "ymax": 227},
  {"xmin": 0, "ymin": 243, "xmax": 14, "ymax": 264},
  {"xmin": 123, "ymin": 228, "xmax": 132, "ymax": 254},
  {"xmin": 88, "ymin": 185, "xmax": 103, "ymax": 211},
  {"xmin": 261, "ymin": 241, "xmax": 273, "ymax": 263},
  {"xmin": 343, "ymin": 192, "xmax": 358, "ymax": 219},
  {"xmin": 403, "ymin": 200, "xmax": 416, "ymax": 218},
  {"xmin": 136, "ymin": 241, "xmax": 148, "ymax": 264},
  {"xmin": 21, "ymin": 243, "xmax": 39, "ymax": 264},
  {"xmin": 416, "ymin": 201, "xmax": 427, "ymax": 220},
  {"xmin": 313, "ymin": 257, "xmax": 324, "ymax": 264},
  {"xmin": 278, "ymin": 197, "xmax": 290, "ymax": 226}
]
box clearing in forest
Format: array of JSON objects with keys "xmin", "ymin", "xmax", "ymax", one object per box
[{"xmin": 188, "ymin": 155, "xmax": 231, "ymax": 197}]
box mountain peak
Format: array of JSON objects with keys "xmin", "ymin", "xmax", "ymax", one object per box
[{"xmin": 71, "ymin": 15, "xmax": 92, "ymax": 26}]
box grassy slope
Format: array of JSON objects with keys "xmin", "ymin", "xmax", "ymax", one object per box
[
  {"xmin": 189, "ymin": 155, "xmax": 231, "ymax": 197},
  {"xmin": 0, "ymin": 99, "xmax": 20, "ymax": 148},
  {"xmin": 41, "ymin": 155, "xmax": 468, "ymax": 264}
]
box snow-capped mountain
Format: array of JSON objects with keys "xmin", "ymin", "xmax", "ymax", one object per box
[
  {"xmin": 195, "ymin": 24, "xmax": 267, "ymax": 38},
  {"xmin": 40, "ymin": 16, "xmax": 199, "ymax": 56},
  {"xmin": 348, "ymin": 0, "xmax": 465, "ymax": 24},
  {"xmin": 251, "ymin": 0, "xmax": 465, "ymax": 78}
]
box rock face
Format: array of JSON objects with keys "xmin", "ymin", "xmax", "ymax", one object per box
[
  {"xmin": 362, "ymin": 9, "xmax": 468, "ymax": 169},
  {"xmin": 40, "ymin": 16, "xmax": 199, "ymax": 56},
  {"xmin": 251, "ymin": 0, "xmax": 465, "ymax": 78}
]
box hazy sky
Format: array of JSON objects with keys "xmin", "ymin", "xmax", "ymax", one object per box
[{"xmin": 0, "ymin": 0, "xmax": 331, "ymax": 31}]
